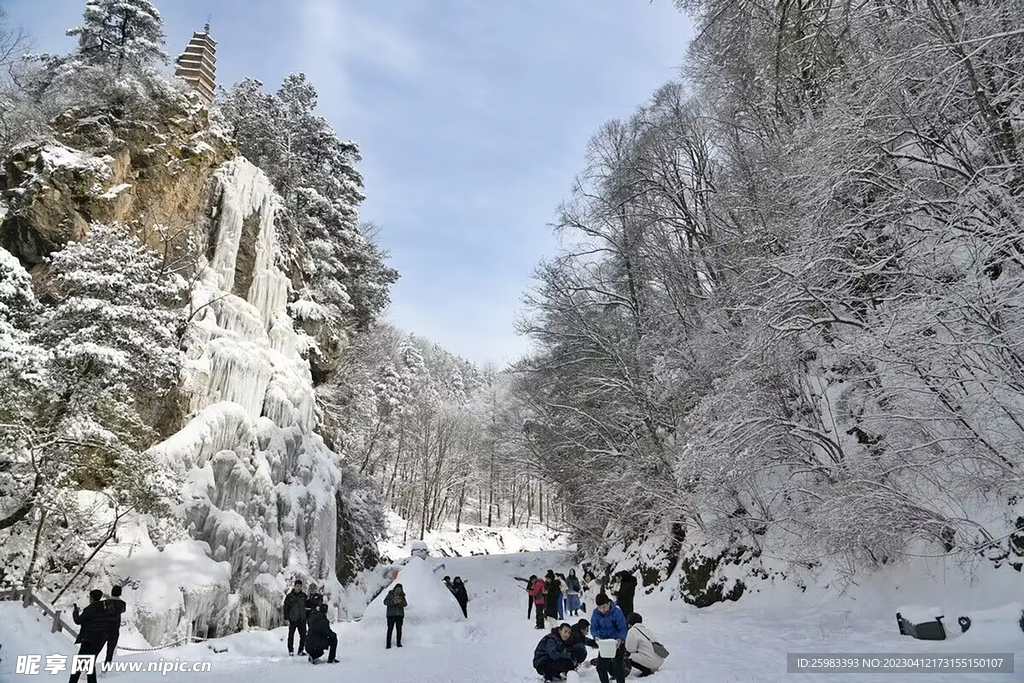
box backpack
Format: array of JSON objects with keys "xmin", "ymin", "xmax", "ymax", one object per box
[{"xmin": 638, "ymin": 626, "xmax": 670, "ymax": 659}]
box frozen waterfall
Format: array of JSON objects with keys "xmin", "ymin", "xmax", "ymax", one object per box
[{"xmin": 135, "ymin": 158, "xmax": 341, "ymax": 646}]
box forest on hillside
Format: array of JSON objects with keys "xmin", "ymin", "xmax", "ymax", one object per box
[
  {"xmin": 511, "ymin": 0, "xmax": 1024, "ymax": 586},
  {"xmin": 0, "ymin": 0, "xmax": 551, "ymax": 621}
]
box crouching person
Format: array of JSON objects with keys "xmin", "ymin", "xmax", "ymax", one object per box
[
  {"xmin": 306, "ymin": 604, "xmax": 338, "ymax": 664},
  {"xmin": 625, "ymin": 613, "xmax": 665, "ymax": 677},
  {"xmin": 533, "ymin": 623, "xmax": 577, "ymax": 681},
  {"xmin": 568, "ymin": 619, "xmax": 596, "ymax": 665}
]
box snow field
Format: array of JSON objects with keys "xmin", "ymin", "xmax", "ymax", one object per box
[{"xmin": 2, "ymin": 549, "xmax": 1021, "ymax": 683}]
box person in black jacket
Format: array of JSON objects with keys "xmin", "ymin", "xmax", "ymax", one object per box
[
  {"xmin": 544, "ymin": 571, "xmax": 562, "ymax": 627},
  {"xmin": 305, "ymin": 604, "xmax": 337, "ymax": 664},
  {"xmin": 533, "ymin": 623, "xmax": 577, "ymax": 682},
  {"xmin": 101, "ymin": 586, "xmax": 126, "ymax": 666},
  {"xmin": 383, "ymin": 584, "xmax": 407, "ymax": 649},
  {"xmin": 69, "ymin": 590, "xmax": 107, "ymax": 683},
  {"xmin": 282, "ymin": 580, "xmax": 308, "ymax": 655},
  {"xmin": 615, "ymin": 572, "xmax": 637, "ymax": 621},
  {"xmin": 452, "ymin": 577, "xmax": 469, "ymax": 618},
  {"xmin": 568, "ymin": 618, "xmax": 597, "ymax": 664},
  {"xmin": 306, "ymin": 583, "xmax": 324, "ymax": 616}
]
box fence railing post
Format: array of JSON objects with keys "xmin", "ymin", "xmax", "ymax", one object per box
[
  {"xmin": 52, "ymin": 609, "xmax": 63, "ymax": 634},
  {"xmin": 22, "ymin": 589, "xmax": 32, "ymax": 608}
]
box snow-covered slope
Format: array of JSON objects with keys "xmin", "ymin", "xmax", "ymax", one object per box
[
  {"xmin": 362, "ymin": 556, "xmax": 463, "ymax": 624},
  {"xmin": 379, "ymin": 510, "xmax": 571, "ymax": 560}
]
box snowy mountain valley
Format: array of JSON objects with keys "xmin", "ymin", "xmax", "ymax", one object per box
[{"xmin": 2, "ymin": 0, "xmax": 1024, "ymax": 680}]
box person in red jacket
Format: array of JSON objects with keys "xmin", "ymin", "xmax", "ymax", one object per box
[{"xmin": 528, "ymin": 577, "xmax": 547, "ymax": 630}]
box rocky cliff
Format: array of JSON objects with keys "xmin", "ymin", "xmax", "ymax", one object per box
[{"xmin": 1, "ymin": 101, "xmax": 379, "ymax": 644}]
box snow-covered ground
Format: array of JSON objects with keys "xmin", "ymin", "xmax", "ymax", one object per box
[
  {"xmin": 2, "ymin": 549, "xmax": 1022, "ymax": 682},
  {"xmin": 378, "ymin": 509, "xmax": 571, "ymax": 559}
]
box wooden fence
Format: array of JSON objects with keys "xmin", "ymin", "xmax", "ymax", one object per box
[{"xmin": 0, "ymin": 588, "xmax": 79, "ymax": 640}]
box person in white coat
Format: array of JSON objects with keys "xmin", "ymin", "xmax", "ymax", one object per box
[{"xmin": 624, "ymin": 613, "xmax": 665, "ymax": 677}]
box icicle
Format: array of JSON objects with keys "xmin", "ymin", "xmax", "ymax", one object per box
[{"xmin": 138, "ymin": 157, "xmax": 342, "ymax": 644}]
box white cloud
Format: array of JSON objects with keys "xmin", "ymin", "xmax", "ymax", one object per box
[{"xmin": 298, "ymin": 0, "xmax": 423, "ymax": 119}]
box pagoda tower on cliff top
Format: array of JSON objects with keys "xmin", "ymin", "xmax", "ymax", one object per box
[{"xmin": 174, "ymin": 23, "xmax": 217, "ymax": 105}]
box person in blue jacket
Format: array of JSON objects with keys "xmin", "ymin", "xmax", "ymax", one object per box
[
  {"xmin": 590, "ymin": 593, "xmax": 627, "ymax": 683},
  {"xmin": 533, "ymin": 623, "xmax": 577, "ymax": 681}
]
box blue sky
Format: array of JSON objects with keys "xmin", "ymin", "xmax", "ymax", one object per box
[{"xmin": 7, "ymin": 0, "xmax": 692, "ymax": 365}]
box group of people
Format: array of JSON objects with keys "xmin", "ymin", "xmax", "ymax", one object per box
[
  {"xmin": 282, "ymin": 579, "xmax": 337, "ymax": 663},
  {"xmin": 67, "ymin": 586, "xmax": 127, "ymax": 683},
  {"xmin": 529, "ymin": 569, "xmax": 664, "ymax": 683},
  {"xmin": 442, "ymin": 575, "xmax": 470, "ymax": 617},
  {"xmin": 521, "ymin": 569, "xmax": 637, "ymax": 630},
  {"xmin": 519, "ymin": 569, "xmax": 588, "ymax": 628},
  {"xmin": 533, "ymin": 596, "xmax": 666, "ymax": 683}
]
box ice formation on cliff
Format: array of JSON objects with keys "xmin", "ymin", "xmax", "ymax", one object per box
[{"xmin": 129, "ymin": 159, "xmax": 341, "ymax": 644}]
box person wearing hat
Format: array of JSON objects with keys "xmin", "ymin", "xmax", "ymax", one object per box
[{"xmin": 283, "ymin": 579, "xmax": 308, "ymax": 655}]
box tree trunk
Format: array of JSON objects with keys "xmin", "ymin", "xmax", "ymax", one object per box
[
  {"xmin": 53, "ymin": 515, "xmax": 120, "ymax": 603},
  {"xmin": 538, "ymin": 482, "xmax": 544, "ymax": 524},
  {"xmin": 455, "ymin": 481, "xmax": 467, "ymax": 532},
  {"xmin": 23, "ymin": 508, "xmax": 48, "ymax": 587}
]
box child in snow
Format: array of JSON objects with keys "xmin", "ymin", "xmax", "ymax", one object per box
[
  {"xmin": 533, "ymin": 622, "xmax": 578, "ymax": 681},
  {"xmin": 383, "ymin": 583, "xmax": 407, "ymax": 649},
  {"xmin": 452, "ymin": 576, "xmax": 469, "ymax": 618},
  {"xmin": 529, "ymin": 576, "xmax": 548, "ymax": 629},
  {"xmin": 282, "ymin": 579, "xmax": 308, "ymax": 656},
  {"xmin": 624, "ymin": 613, "xmax": 665, "ymax": 677},
  {"xmin": 306, "ymin": 604, "xmax": 338, "ymax": 664},
  {"xmin": 590, "ymin": 593, "xmax": 627, "ymax": 683}
]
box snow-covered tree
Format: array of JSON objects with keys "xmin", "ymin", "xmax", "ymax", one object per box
[
  {"xmin": 220, "ymin": 74, "xmax": 398, "ymax": 341},
  {"xmin": 66, "ymin": 0, "xmax": 167, "ymax": 74},
  {"xmin": 40, "ymin": 222, "xmax": 183, "ymax": 393},
  {"xmin": 0, "ymin": 225, "xmax": 184, "ymax": 589},
  {"xmin": 515, "ymin": 0, "xmax": 1024, "ymax": 582}
]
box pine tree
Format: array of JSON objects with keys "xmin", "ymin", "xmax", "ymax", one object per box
[
  {"xmin": 221, "ymin": 74, "xmax": 398, "ymax": 334},
  {"xmin": 66, "ymin": 0, "xmax": 167, "ymax": 74}
]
